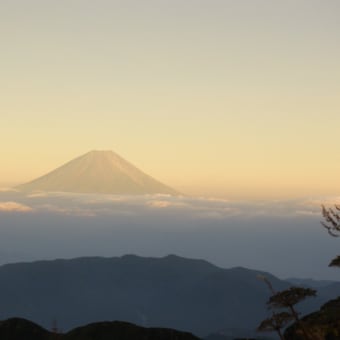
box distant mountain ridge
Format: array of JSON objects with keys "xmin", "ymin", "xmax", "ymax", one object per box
[
  {"xmin": 1, "ymin": 254, "xmax": 338, "ymax": 337},
  {"xmin": 0, "ymin": 255, "xmax": 285, "ymax": 336},
  {"xmin": 17, "ymin": 150, "xmax": 178, "ymax": 195}
]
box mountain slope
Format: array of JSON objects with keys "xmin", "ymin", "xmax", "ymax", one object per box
[
  {"xmin": 17, "ymin": 150, "xmax": 178, "ymax": 195},
  {"xmin": 0, "ymin": 255, "xmax": 338, "ymax": 337},
  {"xmin": 284, "ymin": 297, "xmax": 340, "ymax": 339},
  {"xmin": 0, "ymin": 255, "xmax": 289, "ymax": 336},
  {"xmin": 0, "ymin": 318, "xmax": 49, "ymax": 340},
  {"xmin": 65, "ymin": 320, "xmax": 200, "ymax": 340}
]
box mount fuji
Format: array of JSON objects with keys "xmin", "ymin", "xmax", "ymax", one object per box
[{"xmin": 17, "ymin": 150, "xmax": 178, "ymax": 195}]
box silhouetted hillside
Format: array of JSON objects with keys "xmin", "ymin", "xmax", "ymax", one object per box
[
  {"xmin": 284, "ymin": 297, "xmax": 340, "ymax": 339},
  {"xmin": 0, "ymin": 318, "xmax": 50, "ymax": 340},
  {"xmin": 65, "ymin": 320, "xmax": 200, "ymax": 340},
  {"xmin": 0, "ymin": 318, "xmax": 200, "ymax": 340}
]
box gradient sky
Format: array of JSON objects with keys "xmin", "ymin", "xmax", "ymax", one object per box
[{"xmin": 1, "ymin": 0, "xmax": 340, "ymax": 199}]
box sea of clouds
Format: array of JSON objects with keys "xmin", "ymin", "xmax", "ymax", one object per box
[{"xmin": 0, "ymin": 189, "xmax": 339, "ymax": 280}]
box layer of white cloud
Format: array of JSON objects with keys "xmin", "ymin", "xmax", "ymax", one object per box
[
  {"xmin": 0, "ymin": 192, "xmax": 337, "ymax": 280},
  {"xmin": 0, "ymin": 190, "xmax": 328, "ymax": 219},
  {"xmin": 0, "ymin": 201, "xmax": 33, "ymax": 212}
]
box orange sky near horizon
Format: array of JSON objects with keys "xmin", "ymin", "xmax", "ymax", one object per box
[{"xmin": 1, "ymin": 0, "xmax": 340, "ymax": 199}]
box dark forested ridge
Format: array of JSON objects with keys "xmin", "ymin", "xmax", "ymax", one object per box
[
  {"xmin": 284, "ymin": 297, "xmax": 340, "ymax": 339},
  {"xmin": 0, "ymin": 255, "xmax": 338, "ymax": 337},
  {"xmin": 0, "ymin": 318, "xmax": 200, "ymax": 340}
]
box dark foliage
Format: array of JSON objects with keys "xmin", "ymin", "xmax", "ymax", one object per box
[
  {"xmin": 321, "ymin": 205, "xmax": 340, "ymax": 237},
  {"xmin": 321, "ymin": 205, "xmax": 340, "ymax": 267},
  {"xmin": 284, "ymin": 297, "xmax": 340, "ymax": 339},
  {"xmin": 257, "ymin": 281, "xmax": 317, "ymax": 340},
  {"xmin": 267, "ymin": 287, "xmax": 317, "ymax": 310},
  {"xmin": 329, "ymin": 255, "xmax": 340, "ymax": 268},
  {"xmin": 257, "ymin": 312, "xmax": 294, "ymax": 333}
]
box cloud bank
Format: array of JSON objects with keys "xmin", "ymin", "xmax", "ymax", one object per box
[
  {"xmin": 0, "ymin": 191, "xmax": 327, "ymax": 219},
  {"xmin": 0, "ymin": 190, "xmax": 337, "ymax": 280},
  {"xmin": 0, "ymin": 201, "xmax": 33, "ymax": 212}
]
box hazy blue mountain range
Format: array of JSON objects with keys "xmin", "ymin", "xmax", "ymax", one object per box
[
  {"xmin": 0, "ymin": 255, "xmax": 339, "ymax": 337},
  {"xmin": 286, "ymin": 277, "xmax": 338, "ymax": 288},
  {"xmin": 17, "ymin": 150, "xmax": 178, "ymax": 195}
]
